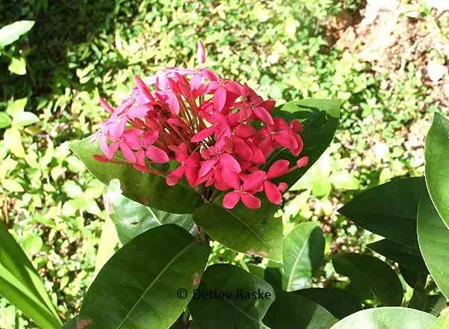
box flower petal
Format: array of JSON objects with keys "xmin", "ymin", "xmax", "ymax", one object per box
[
  {"xmin": 253, "ymin": 106, "xmax": 275, "ymax": 125},
  {"xmin": 219, "ymin": 153, "xmax": 241, "ymax": 173},
  {"xmin": 145, "ymin": 146, "xmax": 169, "ymax": 163},
  {"xmin": 199, "ymin": 158, "xmax": 218, "ymax": 178},
  {"xmin": 191, "ymin": 126, "xmax": 215, "ymax": 143},
  {"xmin": 223, "ymin": 191, "xmax": 241, "ymax": 209},
  {"xmin": 296, "ymin": 156, "xmax": 309, "ymax": 168},
  {"xmin": 221, "ymin": 168, "xmax": 241, "ymax": 190},
  {"xmin": 143, "ymin": 130, "xmax": 159, "ymax": 147},
  {"xmin": 274, "ymin": 131, "xmax": 298, "ymax": 150},
  {"xmin": 242, "ymin": 170, "xmax": 265, "ymax": 191},
  {"xmin": 241, "ymin": 193, "xmax": 261, "ymax": 209},
  {"xmin": 167, "ymin": 166, "xmax": 185, "ymax": 186},
  {"xmin": 264, "ymin": 180, "xmax": 282, "ymax": 205},
  {"xmin": 214, "ymin": 86, "xmax": 227, "ymax": 112},
  {"xmin": 197, "ymin": 40, "xmax": 206, "ymax": 64},
  {"xmin": 267, "ymin": 160, "xmax": 290, "ymax": 179},
  {"xmin": 120, "ymin": 143, "xmax": 136, "ymax": 163},
  {"xmin": 235, "ymin": 124, "xmax": 257, "ymax": 138}
]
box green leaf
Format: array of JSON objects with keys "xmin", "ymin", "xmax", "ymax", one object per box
[
  {"xmin": 6, "ymin": 98, "xmax": 27, "ymax": 116},
  {"xmin": 193, "ymin": 203, "xmax": 282, "ymax": 261},
  {"xmin": 425, "ymin": 113, "xmax": 449, "ymax": 229},
  {"xmin": 8, "ymin": 57, "xmax": 26, "ymax": 75},
  {"xmin": 0, "ymin": 264, "xmax": 62, "ymax": 329},
  {"xmin": 105, "ymin": 180, "xmax": 194, "ymax": 245},
  {"xmin": 330, "ymin": 172, "xmax": 360, "ymax": 190},
  {"xmin": 330, "ymin": 307, "xmax": 436, "ymax": 329},
  {"xmin": 78, "ymin": 224, "xmax": 210, "ymax": 329},
  {"xmin": 332, "ymin": 253, "xmax": 403, "ymax": 306},
  {"xmin": 70, "ymin": 137, "xmax": 202, "ymax": 214},
  {"xmin": 293, "ymin": 288, "xmax": 362, "ymax": 319},
  {"xmin": 367, "ymin": 239, "xmax": 427, "ymax": 273},
  {"xmin": 0, "ymin": 20, "xmax": 35, "ymax": 48},
  {"xmin": 11, "ymin": 111, "xmax": 39, "ymax": 127},
  {"xmin": 429, "ymin": 308, "xmax": 449, "ymax": 329},
  {"xmin": 263, "ymin": 291, "xmax": 338, "ymax": 329},
  {"xmin": 282, "ymin": 222, "xmax": 324, "ymax": 291},
  {"xmin": 0, "ymin": 112, "xmax": 11, "ymax": 129},
  {"xmin": 189, "ymin": 264, "xmax": 275, "ymax": 329},
  {"xmin": 22, "ymin": 234, "xmax": 43, "ymax": 256},
  {"xmin": 247, "ymin": 264, "xmax": 265, "ymax": 280},
  {"xmin": 4, "ymin": 127, "xmax": 25, "ymax": 158},
  {"xmin": 2, "ymin": 179, "xmax": 24, "ymax": 192},
  {"xmin": 0, "ymin": 221, "xmax": 61, "ymax": 327},
  {"xmin": 269, "ymin": 99, "xmax": 340, "ymax": 187},
  {"xmin": 417, "ymin": 192, "xmax": 449, "ymax": 299},
  {"xmin": 339, "ymin": 177, "xmax": 425, "ymax": 247}
]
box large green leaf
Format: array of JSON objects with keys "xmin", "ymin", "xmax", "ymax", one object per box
[
  {"xmin": 367, "ymin": 239, "xmax": 427, "ymax": 273},
  {"xmin": 425, "ymin": 113, "xmax": 449, "ymax": 229},
  {"xmin": 339, "ymin": 177, "xmax": 425, "ymax": 247},
  {"xmin": 70, "ymin": 137, "xmax": 202, "ymax": 214},
  {"xmin": 293, "ymin": 288, "xmax": 362, "ymax": 319},
  {"xmin": 330, "ymin": 307, "xmax": 436, "ymax": 329},
  {"xmin": 189, "ymin": 264, "xmax": 275, "ymax": 329},
  {"xmin": 0, "ymin": 20, "xmax": 35, "ymax": 48},
  {"xmin": 429, "ymin": 308, "xmax": 449, "ymax": 329},
  {"xmin": 332, "ymin": 253, "xmax": 403, "ymax": 306},
  {"xmin": 263, "ymin": 291, "xmax": 337, "ymax": 329},
  {"xmin": 282, "ymin": 222, "xmax": 324, "ymax": 291},
  {"xmin": 105, "ymin": 180, "xmax": 194, "ymax": 245},
  {"xmin": 0, "ymin": 222, "xmax": 61, "ymax": 327},
  {"xmin": 193, "ymin": 202, "xmax": 282, "ymax": 261},
  {"xmin": 269, "ymin": 99, "xmax": 340, "ymax": 187},
  {"xmin": 0, "ymin": 264, "xmax": 62, "ymax": 329},
  {"xmin": 78, "ymin": 224, "xmax": 210, "ymax": 329},
  {"xmin": 417, "ymin": 192, "xmax": 449, "ymax": 299}
]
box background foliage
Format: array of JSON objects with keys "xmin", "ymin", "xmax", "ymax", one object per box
[{"xmin": 0, "ymin": 0, "xmax": 448, "ymax": 327}]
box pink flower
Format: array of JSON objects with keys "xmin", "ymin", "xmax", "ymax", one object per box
[
  {"xmin": 95, "ymin": 41, "xmax": 308, "ymax": 210},
  {"xmin": 197, "ymin": 40, "xmax": 206, "ymax": 64}
]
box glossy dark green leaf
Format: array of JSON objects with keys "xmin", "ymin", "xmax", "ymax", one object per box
[
  {"xmin": 269, "ymin": 99, "xmax": 340, "ymax": 187},
  {"xmin": 264, "ymin": 264, "xmax": 283, "ymax": 290},
  {"xmin": 105, "ymin": 180, "xmax": 194, "ymax": 244},
  {"xmin": 417, "ymin": 192, "xmax": 449, "ymax": 299},
  {"xmin": 189, "ymin": 264, "xmax": 275, "ymax": 329},
  {"xmin": 78, "ymin": 225, "xmax": 210, "ymax": 329},
  {"xmin": 247, "ymin": 264, "xmax": 265, "ymax": 280},
  {"xmin": 264, "ymin": 291, "xmax": 337, "ymax": 329},
  {"xmin": 293, "ymin": 288, "xmax": 362, "ymax": 319},
  {"xmin": 332, "ymin": 253, "xmax": 403, "ymax": 306},
  {"xmin": 330, "ymin": 307, "xmax": 436, "ymax": 329},
  {"xmin": 0, "ymin": 222, "xmax": 61, "ymax": 328},
  {"xmin": 367, "ymin": 239, "xmax": 427, "ymax": 273},
  {"xmin": 425, "ymin": 113, "xmax": 449, "ymax": 229},
  {"xmin": 70, "ymin": 137, "xmax": 202, "ymax": 214},
  {"xmin": 193, "ymin": 203, "xmax": 282, "ymax": 261},
  {"xmin": 400, "ymin": 265, "xmax": 427, "ymax": 289},
  {"xmin": 282, "ymin": 222, "xmax": 324, "ymax": 291},
  {"xmin": 339, "ymin": 177, "xmax": 425, "ymax": 247}
]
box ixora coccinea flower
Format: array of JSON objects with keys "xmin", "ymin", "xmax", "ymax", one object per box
[{"xmin": 95, "ymin": 41, "xmax": 308, "ymax": 210}]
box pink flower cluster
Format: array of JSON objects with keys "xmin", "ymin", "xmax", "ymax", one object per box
[{"xmin": 96, "ymin": 42, "xmax": 308, "ymax": 209}]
